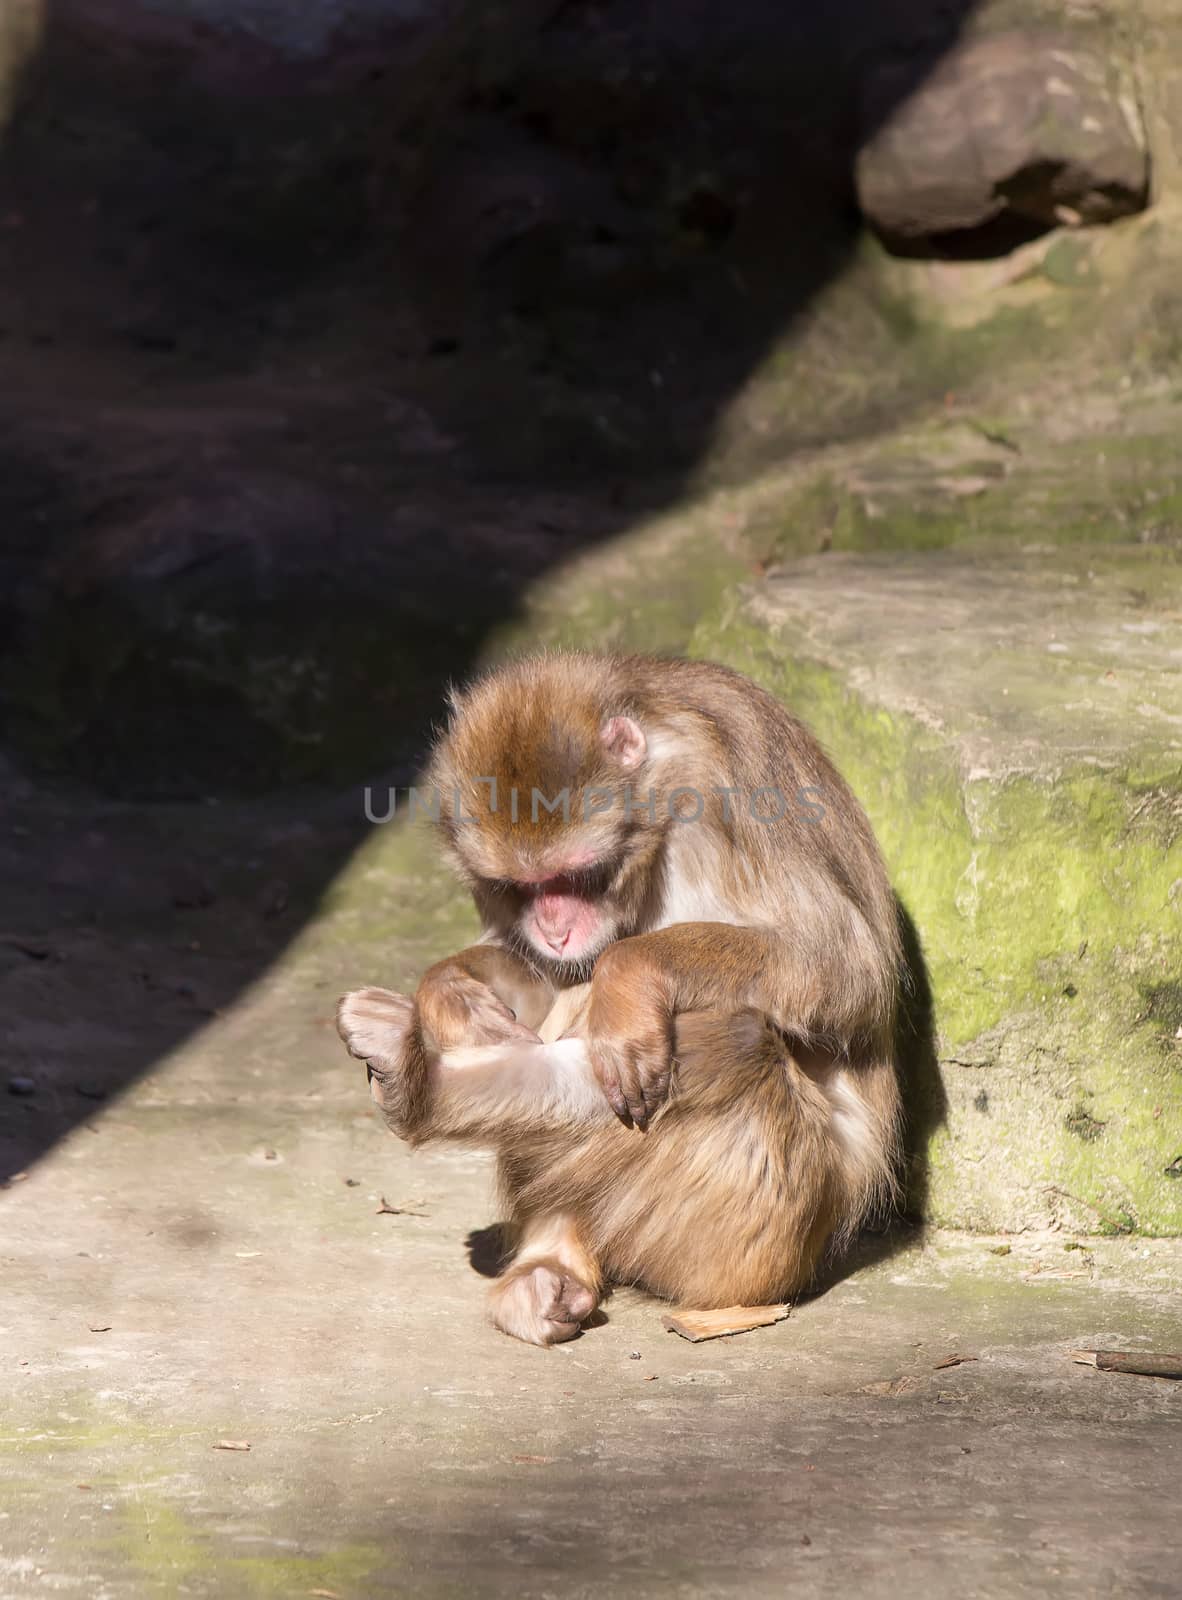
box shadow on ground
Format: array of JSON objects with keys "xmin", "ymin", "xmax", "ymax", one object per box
[{"xmin": 0, "ymin": 0, "xmax": 969, "ymax": 1180}]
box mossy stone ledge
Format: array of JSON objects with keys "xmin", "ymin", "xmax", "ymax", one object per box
[{"xmin": 692, "ymin": 542, "xmax": 1182, "ymax": 1236}]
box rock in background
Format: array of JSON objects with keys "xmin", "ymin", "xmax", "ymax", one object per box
[{"xmin": 856, "ymin": 30, "xmax": 1150, "ymax": 254}]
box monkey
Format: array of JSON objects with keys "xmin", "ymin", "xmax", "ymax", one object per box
[{"xmin": 337, "ymin": 652, "xmax": 903, "ymax": 1346}]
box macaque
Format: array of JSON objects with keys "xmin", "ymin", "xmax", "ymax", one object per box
[{"xmin": 338, "ymin": 653, "xmax": 902, "ymax": 1346}]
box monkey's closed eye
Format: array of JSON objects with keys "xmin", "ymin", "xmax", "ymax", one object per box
[{"xmin": 482, "ymin": 878, "xmax": 524, "ymax": 900}]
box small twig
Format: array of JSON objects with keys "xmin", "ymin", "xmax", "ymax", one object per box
[
  {"xmin": 1070, "ymin": 1350, "xmax": 1182, "ymax": 1379},
  {"xmin": 376, "ymin": 1196, "xmax": 428, "ymax": 1217}
]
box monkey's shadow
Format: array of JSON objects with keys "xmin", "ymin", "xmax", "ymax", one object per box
[
  {"xmin": 465, "ymin": 1224, "xmax": 515, "ymax": 1280},
  {"xmin": 465, "ymin": 900, "xmax": 945, "ymax": 1311}
]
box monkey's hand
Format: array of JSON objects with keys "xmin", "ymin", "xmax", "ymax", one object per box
[
  {"xmin": 416, "ymin": 959, "xmax": 542, "ymax": 1051},
  {"xmin": 587, "ymin": 942, "xmax": 675, "ymax": 1131}
]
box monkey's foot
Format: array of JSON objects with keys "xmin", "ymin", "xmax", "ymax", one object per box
[
  {"xmin": 336, "ymin": 986, "xmax": 423, "ymax": 1134},
  {"xmin": 488, "ymin": 1260, "xmax": 599, "ymax": 1347},
  {"xmin": 337, "ymin": 986, "xmax": 415, "ymax": 1070}
]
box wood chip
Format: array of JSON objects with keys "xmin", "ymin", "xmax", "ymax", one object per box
[
  {"xmin": 661, "ymin": 1303, "xmax": 790, "ymax": 1342},
  {"xmin": 1070, "ymin": 1349, "xmax": 1182, "ymax": 1379},
  {"xmin": 309, "ymin": 1590, "xmax": 341, "ymax": 1598},
  {"xmin": 212, "ymin": 1439, "xmax": 251, "ymax": 1451},
  {"xmin": 933, "ymin": 1353, "xmax": 978, "ymax": 1370},
  {"xmin": 87, "ymin": 1324, "xmax": 112, "ymax": 1334}
]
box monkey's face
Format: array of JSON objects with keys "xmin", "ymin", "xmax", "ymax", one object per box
[{"xmin": 436, "ymin": 705, "xmax": 658, "ymax": 970}]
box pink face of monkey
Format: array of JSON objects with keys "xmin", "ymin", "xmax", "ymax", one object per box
[
  {"xmin": 439, "ymin": 713, "xmax": 653, "ymax": 970},
  {"xmin": 515, "ymin": 860, "xmax": 612, "ymax": 964}
]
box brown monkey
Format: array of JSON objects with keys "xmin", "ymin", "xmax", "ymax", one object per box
[{"xmin": 338, "ymin": 653, "xmax": 902, "ymax": 1345}]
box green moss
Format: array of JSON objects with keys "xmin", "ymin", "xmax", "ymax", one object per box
[
  {"xmin": 1040, "ymin": 237, "xmax": 1099, "ymax": 289},
  {"xmin": 500, "ymin": 525, "xmax": 751, "ymax": 661},
  {"xmin": 1097, "ymin": 1208, "xmax": 1138, "ymax": 1238},
  {"xmin": 114, "ymin": 1499, "xmax": 386, "ymax": 1596},
  {"xmin": 688, "ymin": 608, "xmax": 1182, "ymax": 1235},
  {"xmin": 722, "ymin": 412, "xmax": 1182, "ymax": 567}
]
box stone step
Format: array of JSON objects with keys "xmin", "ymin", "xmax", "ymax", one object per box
[{"xmin": 693, "ymin": 542, "xmax": 1182, "ymax": 1235}]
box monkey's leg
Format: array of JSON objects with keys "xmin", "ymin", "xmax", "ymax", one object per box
[
  {"xmin": 338, "ymin": 989, "xmax": 605, "ymax": 1345},
  {"xmin": 337, "ymin": 987, "xmax": 434, "ymax": 1139},
  {"xmin": 338, "ymin": 986, "xmax": 611, "ymax": 1143},
  {"xmin": 486, "ymin": 1213, "xmax": 602, "ymax": 1347}
]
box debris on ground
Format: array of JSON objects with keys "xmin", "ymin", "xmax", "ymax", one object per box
[
  {"xmin": 1070, "ymin": 1349, "xmax": 1182, "ymax": 1378},
  {"xmin": 376, "ymin": 1197, "xmax": 428, "ymax": 1217},
  {"xmin": 933, "ymin": 1353, "xmax": 978, "ymax": 1369},
  {"xmin": 859, "ymin": 1375, "xmax": 920, "ymax": 1398},
  {"xmin": 661, "ymin": 1304, "xmax": 790, "ymax": 1342},
  {"xmin": 212, "ymin": 1440, "xmax": 251, "ymax": 1451}
]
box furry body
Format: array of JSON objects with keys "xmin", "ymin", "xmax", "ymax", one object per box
[{"xmin": 338, "ymin": 655, "xmax": 902, "ymax": 1343}]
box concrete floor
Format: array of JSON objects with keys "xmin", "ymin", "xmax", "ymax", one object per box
[
  {"xmin": 3, "ymin": 930, "xmax": 1180, "ymax": 1597},
  {"xmin": 1, "ymin": 4, "xmax": 1179, "ymax": 1592}
]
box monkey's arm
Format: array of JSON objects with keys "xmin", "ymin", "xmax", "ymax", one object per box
[{"xmin": 588, "ymin": 920, "xmax": 889, "ymax": 1128}]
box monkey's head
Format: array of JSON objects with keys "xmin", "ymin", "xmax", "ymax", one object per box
[{"xmin": 427, "ymin": 656, "xmax": 669, "ymax": 971}]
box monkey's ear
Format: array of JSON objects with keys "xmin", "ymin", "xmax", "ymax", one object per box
[{"xmin": 601, "ymin": 715, "xmax": 647, "ymax": 770}]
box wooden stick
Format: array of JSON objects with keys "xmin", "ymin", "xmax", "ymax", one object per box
[
  {"xmin": 662, "ymin": 1304, "xmax": 790, "ymax": 1343},
  {"xmin": 1070, "ymin": 1349, "xmax": 1182, "ymax": 1379}
]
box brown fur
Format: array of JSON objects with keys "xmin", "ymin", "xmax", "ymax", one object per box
[
  {"xmin": 338, "ymin": 653, "xmax": 903, "ymax": 1344},
  {"xmin": 497, "ymin": 1010, "xmax": 843, "ymax": 1307}
]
